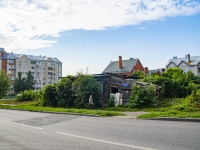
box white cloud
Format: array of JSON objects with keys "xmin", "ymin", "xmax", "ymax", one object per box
[{"xmin": 0, "ymin": 0, "xmax": 200, "ymax": 52}]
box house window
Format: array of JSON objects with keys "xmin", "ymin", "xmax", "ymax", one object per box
[
  {"xmin": 24, "ymin": 61, "xmax": 28, "ymax": 65},
  {"xmin": 31, "ymin": 61, "xmax": 36, "ymax": 64}
]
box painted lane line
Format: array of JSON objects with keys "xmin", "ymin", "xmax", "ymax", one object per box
[
  {"xmin": 3, "ymin": 120, "xmax": 43, "ymax": 130},
  {"xmin": 56, "ymin": 132, "xmax": 158, "ymax": 150}
]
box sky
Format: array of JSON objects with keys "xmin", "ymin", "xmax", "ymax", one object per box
[{"xmin": 0, "ymin": 0, "xmax": 200, "ymax": 76}]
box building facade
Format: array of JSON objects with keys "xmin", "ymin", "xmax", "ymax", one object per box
[
  {"xmin": 166, "ymin": 54, "xmax": 200, "ymax": 77},
  {"xmin": 0, "ymin": 48, "xmax": 62, "ymax": 93}
]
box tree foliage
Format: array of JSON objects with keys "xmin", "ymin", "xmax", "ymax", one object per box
[
  {"xmin": 57, "ymin": 78, "xmax": 73, "ymax": 107},
  {"xmin": 14, "ymin": 72, "xmax": 26, "ymax": 93},
  {"xmin": 14, "ymin": 71, "xmax": 35, "ymax": 93},
  {"xmin": 43, "ymin": 84, "xmax": 58, "ymax": 107},
  {"xmin": 143, "ymin": 67, "xmax": 200, "ymax": 99},
  {"xmin": 25, "ymin": 71, "xmax": 35, "ymax": 90},
  {"xmin": 0, "ymin": 70, "xmax": 10, "ymax": 98},
  {"xmin": 73, "ymin": 75, "xmax": 100, "ymax": 108},
  {"xmin": 128, "ymin": 83, "xmax": 157, "ymax": 108}
]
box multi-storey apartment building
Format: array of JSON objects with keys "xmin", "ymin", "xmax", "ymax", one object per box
[{"xmin": 0, "ymin": 48, "xmax": 62, "ymax": 93}]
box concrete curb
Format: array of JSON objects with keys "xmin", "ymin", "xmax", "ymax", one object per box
[
  {"xmin": 149, "ymin": 117, "xmax": 200, "ymax": 122},
  {"xmin": 0, "ymin": 107, "xmax": 100, "ymax": 117}
]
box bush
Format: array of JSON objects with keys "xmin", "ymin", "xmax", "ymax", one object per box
[
  {"xmin": 43, "ymin": 85, "xmax": 58, "ymax": 107},
  {"xmin": 108, "ymin": 95, "xmax": 115, "ymax": 107},
  {"xmin": 128, "ymin": 83, "xmax": 157, "ymax": 108},
  {"xmin": 57, "ymin": 78, "xmax": 73, "ymax": 107},
  {"xmin": 16, "ymin": 90, "xmax": 42, "ymax": 102},
  {"xmin": 186, "ymin": 90, "xmax": 200, "ymax": 108},
  {"xmin": 73, "ymin": 75, "xmax": 100, "ymax": 108}
]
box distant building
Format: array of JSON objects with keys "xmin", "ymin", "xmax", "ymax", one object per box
[
  {"xmin": 0, "ymin": 48, "xmax": 62, "ymax": 93},
  {"xmin": 166, "ymin": 54, "xmax": 200, "ymax": 76},
  {"xmin": 102, "ymin": 56, "xmax": 144, "ymax": 76}
]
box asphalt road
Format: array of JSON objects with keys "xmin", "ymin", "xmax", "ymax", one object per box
[{"xmin": 0, "ymin": 109, "xmax": 199, "ymax": 150}]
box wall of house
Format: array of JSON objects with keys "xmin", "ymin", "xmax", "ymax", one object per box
[
  {"xmin": 2, "ymin": 59, "xmax": 7, "ymax": 73},
  {"xmin": 133, "ymin": 60, "xmax": 144, "ymax": 74}
]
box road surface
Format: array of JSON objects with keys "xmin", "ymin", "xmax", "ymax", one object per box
[{"xmin": 0, "ymin": 109, "xmax": 199, "ymax": 150}]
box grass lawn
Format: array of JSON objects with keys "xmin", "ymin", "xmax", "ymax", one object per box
[{"xmin": 0, "ymin": 99, "xmax": 126, "ymax": 117}]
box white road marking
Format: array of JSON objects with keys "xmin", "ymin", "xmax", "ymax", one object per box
[
  {"xmin": 3, "ymin": 120, "xmax": 43, "ymax": 130},
  {"xmin": 56, "ymin": 131, "xmax": 158, "ymax": 150}
]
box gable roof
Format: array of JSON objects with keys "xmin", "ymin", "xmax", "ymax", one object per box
[
  {"xmin": 166, "ymin": 56, "xmax": 200, "ymax": 67},
  {"xmin": 0, "ymin": 48, "xmax": 5, "ymax": 52},
  {"xmin": 102, "ymin": 58, "xmax": 139, "ymax": 74},
  {"xmin": 2, "ymin": 53, "xmax": 61, "ymax": 63}
]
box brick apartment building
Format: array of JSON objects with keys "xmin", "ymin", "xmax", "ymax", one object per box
[{"xmin": 0, "ymin": 48, "xmax": 62, "ymax": 94}]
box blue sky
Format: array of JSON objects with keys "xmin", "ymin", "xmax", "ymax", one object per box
[{"xmin": 0, "ymin": 0, "xmax": 200, "ymax": 76}]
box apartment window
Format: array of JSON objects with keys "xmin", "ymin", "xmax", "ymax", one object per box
[
  {"xmin": 198, "ymin": 68, "xmax": 200, "ymax": 73},
  {"xmin": 10, "ymin": 76, "xmax": 15, "ymax": 80},
  {"xmin": 31, "ymin": 66, "xmax": 35, "ymax": 69},
  {"xmin": 24, "ymin": 61, "xmax": 28, "ymax": 65},
  {"xmin": 36, "ymin": 62, "xmax": 41, "ymax": 65},
  {"xmin": 24, "ymin": 66, "xmax": 29, "ymax": 70},
  {"xmin": 43, "ymin": 82, "xmax": 45, "ymax": 85},
  {"xmin": 31, "ymin": 61, "xmax": 36, "ymax": 64},
  {"xmin": 48, "ymin": 62, "xmax": 53, "ymax": 66},
  {"xmin": 19, "ymin": 61, "xmax": 22, "ymax": 65},
  {"xmin": 48, "ymin": 67, "xmax": 53, "ymax": 70},
  {"xmin": 24, "ymin": 72, "xmax": 28, "ymax": 75},
  {"xmin": 48, "ymin": 72, "xmax": 53, "ymax": 75},
  {"xmin": 8, "ymin": 59, "xmax": 15, "ymax": 63},
  {"xmin": 32, "ymin": 72, "xmax": 35, "ymax": 75},
  {"xmin": 43, "ymin": 68, "xmax": 45, "ymax": 70},
  {"xmin": 9, "ymin": 65, "xmax": 15, "ymax": 69},
  {"xmin": 19, "ymin": 66, "xmax": 22, "ymax": 70},
  {"xmin": 43, "ymin": 77, "xmax": 45, "ymax": 80}
]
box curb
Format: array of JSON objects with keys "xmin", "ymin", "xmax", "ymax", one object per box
[
  {"xmin": 149, "ymin": 117, "xmax": 200, "ymax": 122},
  {"xmin": 0, "ymin": 107, "xmax": 100, "ymax": 117}
]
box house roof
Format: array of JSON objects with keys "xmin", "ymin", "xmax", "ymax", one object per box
[
  {"xmin": 102, "ymin": 58, "xmax": 139, "ymax": 74},
  {"xmin": 166, "ymin": 55, "xmax": 200, "ymax": 67},
  {"xmin": 0, "ymin": 48, "xmax": 5, "ymax": 52},
  {"xmin": 2, "ymin": 53, "xmax": 61, "ymax": 63}
]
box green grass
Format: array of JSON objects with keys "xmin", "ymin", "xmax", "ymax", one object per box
[
  {"xmin": 137, "ymin": 111, "xmax": 200, "ymax": 119},
  {"xmin": 0, "ymin": 100, "xmax": 126, "ymax": 117}
]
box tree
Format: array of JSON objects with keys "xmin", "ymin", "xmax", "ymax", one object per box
[
  {"xmin": 43, "ymin": 84, "xmax": 58, "ymax": 107},
  {"xmin": 128, "ymin": 83, "xmax": 157, "ymax": 108},
  {"xmin": 57, "ymin": 78, "xmax": 73, "ymax": 107},
  {"xmin": 72, "ymin": 75, "xmax": 100, "ymax": 108},
  {"xmin": 25, "ymin": 71, "xmax": 35, "ymax": 90},
  {"xmin": 0, "ymin": 70, "xmax": 10, "ymax": 98},
  {"xmin": 14, "ymin": 72, "xmax": 26, "ymax": 93}
]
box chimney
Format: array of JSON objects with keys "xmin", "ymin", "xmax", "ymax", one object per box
[
  {"xmin": 144, "ymin": 67, "xmax": 148, "ymax": 73},
  {"xmin": 188, "ymin": 54, "xmax": 191, "ymax": 64},
  {"xmin": 118, "ymin": 56, "xmax": 122, "ymax": 69}
]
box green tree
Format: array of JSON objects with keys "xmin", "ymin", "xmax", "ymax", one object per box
[
  {"xmin": 128, "ymin": 83, "xmax": 157, "ymax": 108},
  {"xmin": 73, "ymin": 75, "xmax": 100, "ymax": 108},
  {"xmin": 25, "ymin": 71, "xmax": 35, "ymax": 90},
  {"xmin": 14, "ymin": 72, "xmax": 26, "ymax": 93},
  {"xmin": 43, "ymin": 84, "xmax": 58, "ymax": 107},
  {"xmin": 0, "ymin": 70, "xmax": 10, "ymax": 98},
  {"xmin": 57, "ymin": 78, "xmax": 73, "ymax": 107}
]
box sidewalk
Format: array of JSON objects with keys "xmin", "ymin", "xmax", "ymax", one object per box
[{"xmin": 113, "ymin": 111, "xmax": 147, "ymax": 119}]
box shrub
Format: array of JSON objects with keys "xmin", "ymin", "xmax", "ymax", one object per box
[
  {"xmin": 43, "ymin": 85, "xmax": 58, "ymax": 107},
  {"xmin": 108, "ymin": 95, "xmax": 115, "ymax": 107},
  {"xmin": 186, "ymin": 90, "xmax": 200, "ymax": 108},
  {"xmin": 72, "ymin": 75, "xmax": 100, "ymax": 108},
  {"xmin": 128, "ymin": 83, "xmax": 157, "ymax": 108},
  {"xmin": 16, "ymin": 90, "xmax": 42, "ymax": 102}
]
